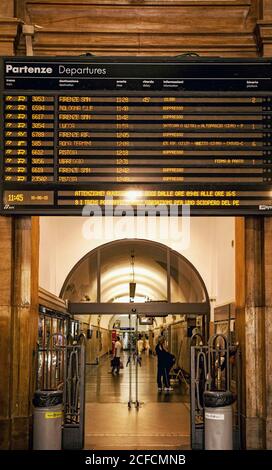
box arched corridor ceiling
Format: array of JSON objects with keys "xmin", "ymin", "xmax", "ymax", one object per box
[{"xmin": 61, "ymin": 239, "xmax": 208, "ymax": 305}]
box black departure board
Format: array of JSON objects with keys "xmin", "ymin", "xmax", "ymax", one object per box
[{"xmin": 1, "ymin": 56, "xmax": 272, "ymax": 215}]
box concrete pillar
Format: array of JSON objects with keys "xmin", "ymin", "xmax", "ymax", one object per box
[{"xmin": 0, "ymin": 217, "xmax": 39, "ymax": 449}]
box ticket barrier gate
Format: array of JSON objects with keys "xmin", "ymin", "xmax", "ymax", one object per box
[
  {"xmin": 62, "ymin": 335, "xmax": 86, "ymax": 449},
  {"xmin": 35, "ymin": 333, "xmax": 86, "ymax": 449},
  {"xmin": 190, "ymin": 333, "xmax": 242, "ymax": 450}
]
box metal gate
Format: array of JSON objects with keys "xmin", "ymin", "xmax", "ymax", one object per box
[
  {"xmin": 190, "ymin": 333, "xmax": 242, "ymax": 450},
  {"xmin": 124, "ymin": 311, "xmax": 141, "ymax": 409},
  {"xmin": 36, "ymin": 333, "xmax": 86, "ymax": 449},
  {"xmin": 62, "ymin": 335, "xmax": 86, "ymax": 449}
]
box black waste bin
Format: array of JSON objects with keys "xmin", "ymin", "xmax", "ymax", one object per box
[
  {"xmin": 204, "ymin": 390, "xmax": 235, "ymax": 450},
  {"xmin": 33, "ymin": 390, "xmax": 63, "ymax": 450}
]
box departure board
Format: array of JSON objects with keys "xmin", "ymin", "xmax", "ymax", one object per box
[{"xmin": 1, "ymin": 56, "xmax": 272, "ymax": 215}]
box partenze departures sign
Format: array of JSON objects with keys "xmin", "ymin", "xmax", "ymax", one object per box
[{"xmin": 0, "ymin": 56, "xmax": 272, "ymax": 215}]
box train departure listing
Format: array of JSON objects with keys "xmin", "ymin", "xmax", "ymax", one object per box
[{"xmin": 1, "ymin": 56, "xmax": 272, "ymax": 215}]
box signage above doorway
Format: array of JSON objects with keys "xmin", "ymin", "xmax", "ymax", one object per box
[{"xmin": 1, "ymin": 56, "xmax": 272, "ymax": 215}]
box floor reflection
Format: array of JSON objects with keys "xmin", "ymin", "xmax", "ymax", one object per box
[
  {"xmin": 84, "ymin": 352, "xmax": 191, "ymax": 450},
  {"xmin": 85, "ymin": 352, "xmax": 190, "ymax": 404}
]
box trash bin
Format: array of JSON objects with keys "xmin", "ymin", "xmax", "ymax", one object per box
[
  {"xmin": 204, "ymin": 390, "xmax": 235, "ymax": 450},
  {"xmin": 33, "ymin": 390, "xmax": 63, "ymax": 450}
]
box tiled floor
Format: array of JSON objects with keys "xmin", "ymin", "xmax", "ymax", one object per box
[{"xmin": 84, "ymin": 353, "xmax": 191, "ymax": 450}]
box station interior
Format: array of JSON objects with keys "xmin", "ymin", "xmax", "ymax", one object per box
[
  {"xmin": 39, "ymin": 216, "xmax": 233, "ymax": 450},
  {"xmin": 1, "ymin": 0, "xmax": 272, "ymax": 452}
]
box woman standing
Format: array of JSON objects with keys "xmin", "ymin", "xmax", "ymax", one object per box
[{"xmin": 155, "ymin": 336, "xmax": 173, "ymax": 391}]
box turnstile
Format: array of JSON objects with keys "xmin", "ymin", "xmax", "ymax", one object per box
[{"xmin": 190, "ymin": 333, "xmax": 242, "ymax": 450}]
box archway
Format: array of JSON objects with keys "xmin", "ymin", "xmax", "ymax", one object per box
[
  {"xmin": 60, "ymin": 238, "xmax": 210, "ymax": 321},
  {"xmin": 59, "ymin": 239, "xmax": 210, "ymax": 450}
]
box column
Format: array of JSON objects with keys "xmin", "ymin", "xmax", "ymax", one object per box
[
  {"xmin": 235, "ymin": 217, "xmax": 272, "ymax": 449},
  {"xmin": 0, "ymin": 0, "xmax": 39, "ymax": 449},
  {"xmin": 0, "ymin": 218, "xmax": 13, "ymax": 448},
  {"xmin": 0, "ymin": 217, "xmax": 39, "ymax": 449},
  {"xmin": 240, "ymin": 1, "xmax": 272, "ymax": 449},
  {"xmin": 264, "ymin": 218, "xmax": 272, "ymax": 448}
]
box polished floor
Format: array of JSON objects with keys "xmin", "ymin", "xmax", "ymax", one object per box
[{"xmin": 84, "ymin": 352, "xmax": 191, "ymax": 450}]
